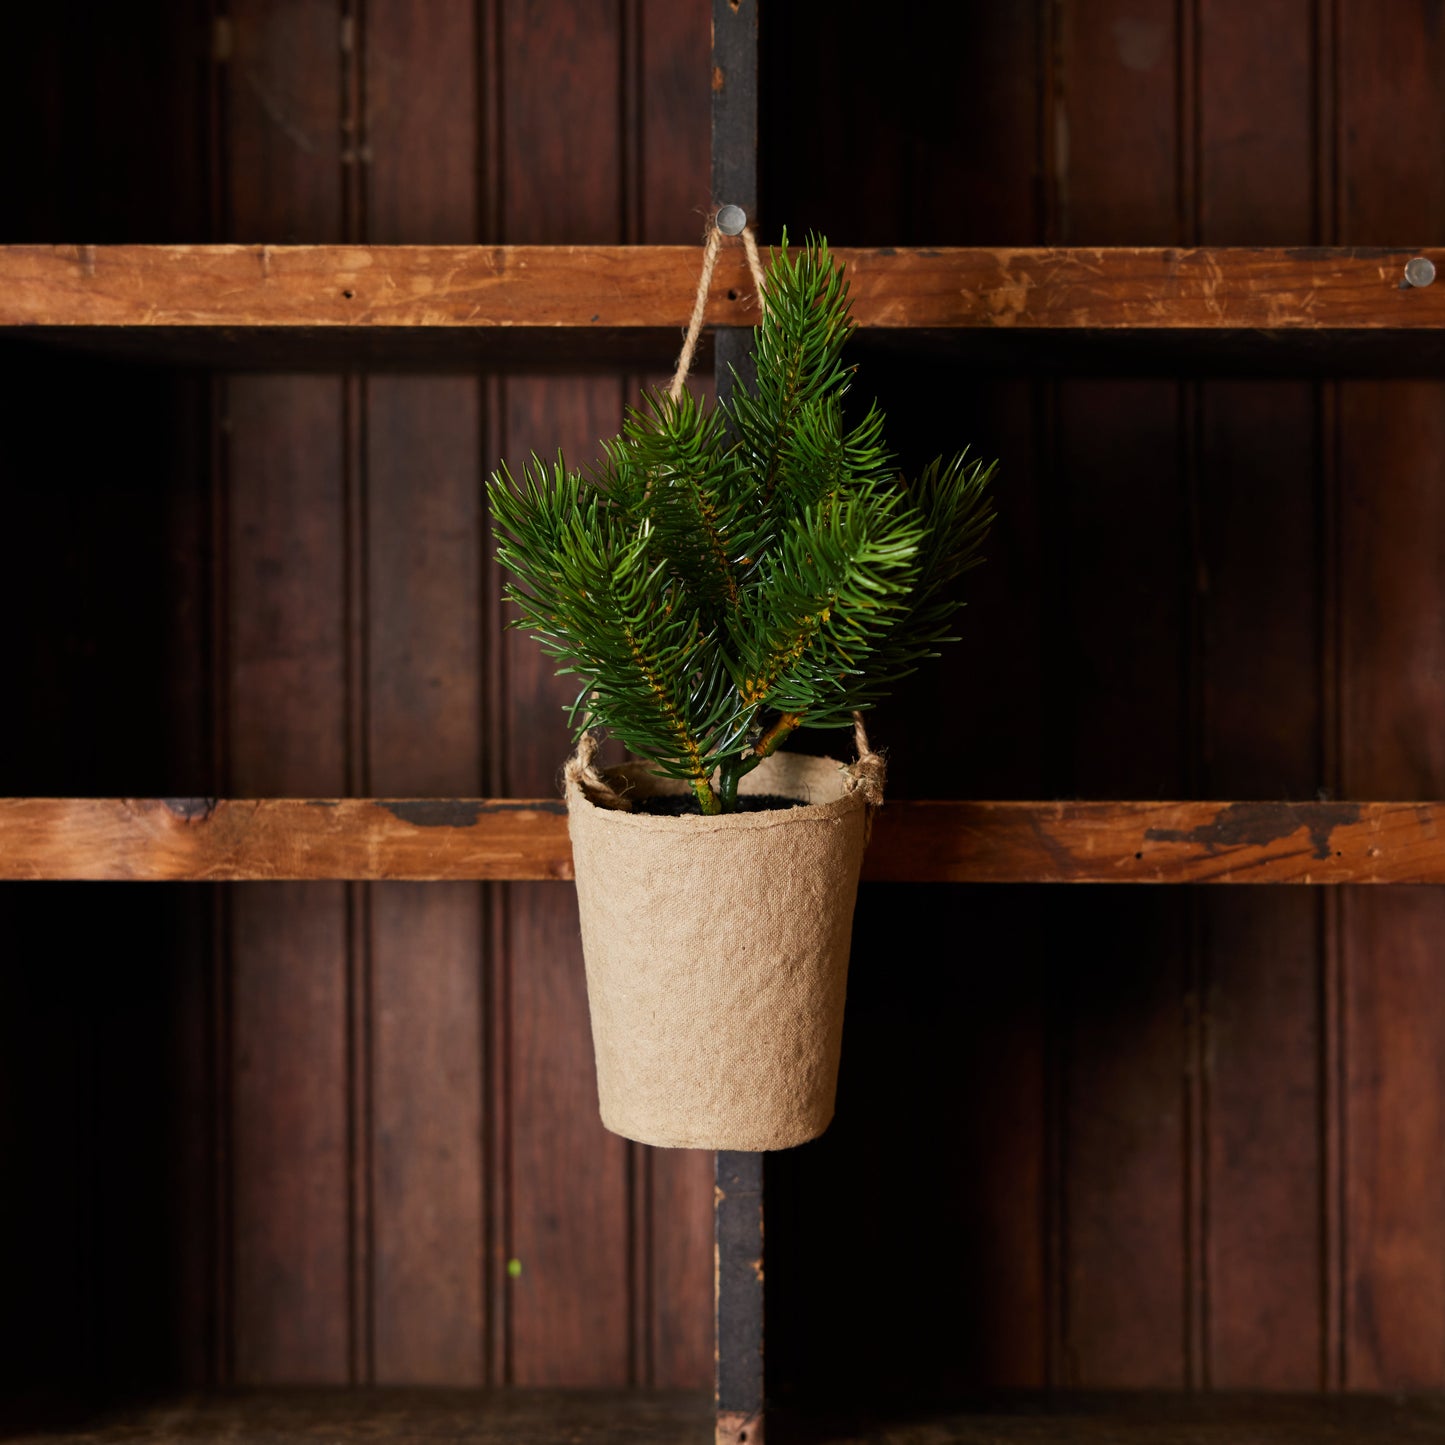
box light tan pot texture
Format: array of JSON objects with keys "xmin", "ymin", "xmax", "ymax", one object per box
[{"xmin": 564, "ymin": 732, "xmax": 884, "ymax": 1151}]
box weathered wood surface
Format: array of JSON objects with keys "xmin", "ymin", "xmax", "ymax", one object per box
[
  {"xmin": 710, "ymin": 5, "xmax": 765, "ymax": 1435},
  {"xmin": 5, "ymin": 1389, "xmax": 712, "ymax": 1445},
  {"xmin": 1334, "ymin": 2, "xmax": 1445, "ymax": 1391},
  {"xmin": 11, "ymin": 1388, "xmax": 1445, "ymax": 1445},
  {"xmin": 4, "ymin": 245, "xmax": 1445, "ymax": 330},
  {"xmin": 713, "ymin": 1153, "xmax": 763, "ymax": 1445},
  {"xmin": 221, "ymin": 0, "xmax": 352, "ymax": 1385},
  {"xmin": 2, "ymin": 798, "xmax": 1444, "ymax": 883}
]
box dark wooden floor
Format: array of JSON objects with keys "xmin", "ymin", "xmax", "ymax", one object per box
[{"xmin": 11, "ymin": 1390, "xmax": 1445, "ymax": 1445}]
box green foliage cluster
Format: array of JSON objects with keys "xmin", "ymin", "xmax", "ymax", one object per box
[{"xmin": 487, "ymin": 236, "xmax": 996, "ymax": 814}]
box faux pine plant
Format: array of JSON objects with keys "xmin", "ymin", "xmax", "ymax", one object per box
[{"xmin": 487, "ymin": 236, "xmax": 996, "ymax": 815}]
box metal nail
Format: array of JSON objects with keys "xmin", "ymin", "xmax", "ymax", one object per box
[
  {"xmin": 1404, "ymin": 256, "xmax": 1436, "ymax": 288},
  {"xmin": 715, "ymin": 205, "xmax": 747, "ymax": 236}
]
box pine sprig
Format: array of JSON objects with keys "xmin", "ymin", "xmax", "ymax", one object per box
[
  {"xmin": 487, "ymin": 232, "xmax": 998, "ymax": 813},
  {"xmin": 603, "ymin": 389, "xmax": 756, "ymax": 615},
  {"xmin": 726, "ymin": 487, "xmax": 923, "ymax": 728},
  {"xmin": 726, "ymin": 237, "xmax": 856, "ymax": 512}
]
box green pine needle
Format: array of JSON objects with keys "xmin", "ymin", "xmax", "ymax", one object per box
[{"xmin": 486, "ymin": 231, "xmax": 997, "ymax": 812}]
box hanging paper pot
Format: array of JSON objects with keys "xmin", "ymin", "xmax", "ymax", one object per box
[{"xmin": 564, "ymin": 737, "xmax": 884, "ymax": 1151}]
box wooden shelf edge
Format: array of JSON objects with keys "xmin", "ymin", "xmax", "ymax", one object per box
[
  {"xmin": 2, "ymin": 245, "xmax": 1444, "ymax": 331},
  {"xmin": 4, "ymin": 1387, "xmax": 711, "ymax": 1445},
  {"xmin": 0, "ymin": 797, "xmax": 1440, "ymax": 883},
  {"xmin": 9, "ymin": 1387, "xmax": 1445, "ymax": 1445}
]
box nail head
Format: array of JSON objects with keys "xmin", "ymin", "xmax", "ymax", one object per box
[
  {"xmin": 716, "ymin": 204, "xmax": 747, "ymax": 236},
  {"xmin": 1404, "ymin": 256, "xmax": 1435, "ymax": 288}
]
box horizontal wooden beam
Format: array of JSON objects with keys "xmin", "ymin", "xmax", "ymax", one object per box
[
  {"xmin": 1, "ymin": 798, "xmax": 1441, "ymax": 884},
  {"xmin": 0, "ymin": 798, "xmax": 573, "ymax": 883},
  {"xmin": 2, "ymin": 245, "xmax": 1443, "ymax": 331},
  {"xmin": 12, "ymin": 1384, "xmax": 1445, "ymax": 1443},
  {"xmin": 868, "ymin": 800, "xmax": 1445, "ymax": 884}
]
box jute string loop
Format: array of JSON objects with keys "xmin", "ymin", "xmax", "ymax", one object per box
[
  {"xmin": 566, "ymin": 713, "xmax": 885, "ymax": 818},
  {"xmin": 666, "ymin": 221, "xmax": 770, "ymax": 403},
  {"xmin": 562, "ymin": 728, "xmax": 632, "ymax": 810},
  {"xmin": 844, "ymin": 712, "xmax": 887, "ymax": 812}
]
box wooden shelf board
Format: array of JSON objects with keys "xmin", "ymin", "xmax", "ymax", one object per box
[
  {"xmin": 4, "ymin": 1388, "xmax": 708, "ymax": 1445},
  {"xmin": 3, "ymin": 245, "xmax": 1444, "ymax": 333},
  {"xmin": 774, "ymin": 1391, "xmax": 1445, "ymax": 1443},
  {"xmin": 9, "ymin": 1388, "xmax": 1445, "ymax": 1445},
  {"xmin": 2, "ymin": 798, "xmax": 1441, "ymax": 884}
]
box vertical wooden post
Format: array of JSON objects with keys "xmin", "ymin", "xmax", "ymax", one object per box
[
  {"xmin": 715, "ymin": 1152, "xmax": 765, "ymax": 1444},
  {"xmin": 712, "ymin": 0, "xmax": 759, "ymax": 226},
  {"xmin": 712, "ymin": 3, "xmax": 762, "ymax": 1443}
]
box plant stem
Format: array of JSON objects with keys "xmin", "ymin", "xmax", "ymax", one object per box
[
  {"xmin": 753, "ymin": 710, "xmax": 803, "ymax": 760},
  {"xmin": 718, "ymin": 759, "xmax": 743, "ymax": 813},
  {"xmin": 692, "ymin": 776, "xmax": 723, "ymax": 815},
  {"xmin": 715, "ymin": 711, "xmax": 805, "ymax": 814}
]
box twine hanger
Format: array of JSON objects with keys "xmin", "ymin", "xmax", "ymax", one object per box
[
  {"xmin": 565, "ymin": 211, "xmax": 885, "ymax": 818},
  {"xmin": 667, "ymin": 204, "xmax": 770, "ymax": 403}
]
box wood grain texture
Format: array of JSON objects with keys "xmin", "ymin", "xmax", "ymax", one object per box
[
  {"xmin": 365, "ymin": 374, "xmax": 488, "ymax": 1385},
  {"xmin": 5, "ymin": 1389, "xmax": 711, "ymax": 1445},
  {"xmin": 498, "ymin": 0, "xmax": 631, "ymax": 1389},
  {"xmin": 222, "ymin": 0, "xmax": 350, "ymax": 1387},
  {"xmin": 5, "ymin": 245, "xmax": 1445, "ymax": 329},
  {"xmin": 1195, "ymin": 381, "xmax": 1325, "ymax": 1386},
  {"xmin": 224, "ymin": 376, "xmax": 350, "ymax": 1385},
  {"xmin": 2, "ymin": 798, "xmax": 1443, "ymax": 883},
  {"xmin": 1051, "ymin": 4, "xmax": 1189, "ymax": 1387},
  {"xmin": 13, "ymin": 0, "xmax": 1445, "ymax": 1409},
  {"xmin": 363, "ymin": 0, "xmax": 487, "ymax": 1388},
  {"xmin": 756, "ymin": 5, "xmax": 1055, "ymax": 1407},
  {"xmin": 14, "ymin": 1389, "xmax": 1445, "ymax": 1445},
  {"xmin": 1336, "ymin": 0, "xmax": 1445, "ymax": 1391},
  {"xmin": 1195, "ymin": 0, "xmax": 1325, "ymax": 1390},
  {"xmin": 714, "ymin": 1153, "xmax": 763, "ymax": 1428},
  {"xmin": 1340, "ymin": 378, "xmax": 1445, "ymax": 1385}
]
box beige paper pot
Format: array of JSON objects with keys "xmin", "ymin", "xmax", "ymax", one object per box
[{"xmin": 565, "ymin": 743, "xmax": 883, "ymax": 1151}]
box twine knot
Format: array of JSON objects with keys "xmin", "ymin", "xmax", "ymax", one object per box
[
  {"xmin": 562, "ymin": 730, "xmax": 632, "ymax": 810},
  {"xmin": 845, "ymin": 712, "xmax": 887, "ymax": 811}
]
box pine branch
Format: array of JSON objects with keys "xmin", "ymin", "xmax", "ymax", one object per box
[
  {"xmin": 724, "ymin": 234, "xmax": 856, "ymax": 513},
  {"xmin": 726, "ymin": 485, "xmax": 924, "ymax": 730},
  {"xmin": 487, "ymin": 457, "xmax": 738, "ymax": 807},
  {"xmin": 612, "ymin": 389, "xmax": 757, "ymax": 616},
  {"xmin": 485, "ymin": 234, "xmax": 998, "ymax": 812}
]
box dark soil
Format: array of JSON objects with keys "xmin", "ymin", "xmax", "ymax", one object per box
[{"xmin": 633, "ymin": 792, "xmax": 802, "ymax": 817}]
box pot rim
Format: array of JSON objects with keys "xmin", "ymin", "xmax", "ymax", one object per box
[{"xmin": 567, "ymin": 753, "xmax": 870, "ymax": 833}]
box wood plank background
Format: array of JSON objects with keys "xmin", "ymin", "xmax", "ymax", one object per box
[
  {"xmin": 9, "ymin": 244, "xmax": 1445, "ymax": 330},
  {"xmin": 762, "ymin": 0, "xmax": 1445, "ymax": 1403},
  {"xmin": 1, "ymin": 0, "xmax": 1444, "ymax": 1411},
  {"xmin": 6, "ymin": 798, "xmax": 1445, "ymax": 884}
]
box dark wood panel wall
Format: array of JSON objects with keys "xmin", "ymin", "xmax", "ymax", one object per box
[
  {"xmin": 0, "ymin": 0, "xmax": 713, "ymax": 1398},
  {"xmin": 763, "ymin": 0, "xmax": 1445, "ymax": 1401},
  {"xmin": 213, "ymin": 0, "xmax": 716, "ymax": 1393},
  {"xmin": 2, "ymin": 0, "xmax": 1445, "ymax": 1408}
]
